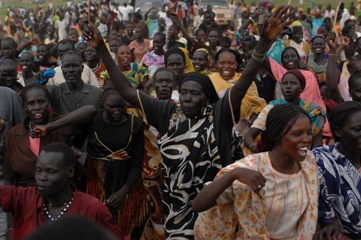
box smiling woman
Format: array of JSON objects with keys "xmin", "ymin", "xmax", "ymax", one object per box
[
  {"xmin": 244, "ymin": 69, "xmax": 326, "ymax": 152},
  {"xmin": 192, "ymin": 104, "xmax": 319, "ymax": 239},
  {"xmin": 3, "ymin": 84, "xmax": 96, "ymax": 187}
]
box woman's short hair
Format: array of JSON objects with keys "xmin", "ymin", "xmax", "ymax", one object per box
[
  {"xmin": 281, "ymin": 47, "xmax": 301, "ymax": 61},
  {"xmin": 215, "ymin": 48, "xmax": 242, "ymax": 70},
  {"xmin": 20, "ymin": 83, "xmax": 51, "ymax": 102},
  {"xmin": 329, "ymin": 101, "xmax": 361, "ymax": 142}
]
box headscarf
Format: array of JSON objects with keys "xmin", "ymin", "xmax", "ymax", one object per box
[
  {"xmin": 282, "ymin": 69, "xmax": 306, "ymax": 90},
  {"xmin": 180, "ymin": 72, "xmax": 219, "ymax": 104}
]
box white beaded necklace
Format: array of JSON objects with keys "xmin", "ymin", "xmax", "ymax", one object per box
[{"xmin": 43, "ymin": 193, "xmax": 74, "ymax": 222}]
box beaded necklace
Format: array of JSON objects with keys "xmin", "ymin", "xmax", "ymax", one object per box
[{"xmin": 43, "ymin": 192, "xmax": 75, "ymax": 221}]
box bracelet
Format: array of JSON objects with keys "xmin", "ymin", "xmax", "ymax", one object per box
[
  {"xmin": 8, "ymin": 228, "xmax": 12, "ymax": 231},
  {"xmin": 328, "ymin": 53, "xmax": 336, "ymax": 56},
  {"xmin": 251, "ymin": 53, "xmax": 265, "ymax": 62},
  {"xmin": 249, "ymin": 16, "xmax": 254, "ymax": 23},
  {"xmin": 253, "ymin": 49, "xmax": 266, "ymax": 58}
]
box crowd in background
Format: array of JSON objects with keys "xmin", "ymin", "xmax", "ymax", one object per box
[{"xmin": 0, "ymin": 0, "xmax": 360, "ymax": 239}]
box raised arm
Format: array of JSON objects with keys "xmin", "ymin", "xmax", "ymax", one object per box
[
  {"xmin": 33, "ymin": 105, "xmax": 97, "ymax": 137},
  {"xmin": 325, "ymin": 32, "xmax": 343, "ymax": 104},
  {"xmin": 238, "ymin": 8, "xmax": 264, "ymax": 33},
  {"xmin": 230, "ymin": 6, "xmax": 293, "ymax": 112},
  {"xmin": 81, "ymin": 23, "xmax": 141, "ymax": 108},
  {"xmin": 167, "ymin": 10, "xmax": 196, "ymax": 45},
  {"xmin": 16, "ymin": 38, "xmax": 39, "ymax": 56}
]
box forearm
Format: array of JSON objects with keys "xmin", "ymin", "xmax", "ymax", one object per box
[
  {"xmin": 47, "ymin": 105, "xmax": 96, "ymax": 131},
  {"xmin": 231, "ymin": 38, "xmax": 272, "ymax": 109},
  {"xmin": 326, "ymin": 50, "xmax": 343, "ymax": 103},
  {"xmin": 96, "ymin": 43, "xmax": 140, "ymax": 107},
  {"xmin": 175, "ymin": 16, "xmax": 193, "ymax": 43},
  {"xmin": 239, "ymin": 16, "xmax": 254, "ymax": 32},
  {"xmin": 244, "ymin": 128, "xmax": 261, "ymax": 149},
  {"xmin": 335, "ymin": 45, "xmax": 345, "ymax": 60},
  {"xmin": 16, "ymin": 40, "xmax": 32, "ymax": 55},
  {"xmin": 192, "ymin": 169, "xmax": 238, "ymax": 212}
]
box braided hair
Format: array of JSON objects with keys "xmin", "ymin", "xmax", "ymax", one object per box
[{"xmin": 262, "ymin": 104, "xmax": 311, "ymax": 150}]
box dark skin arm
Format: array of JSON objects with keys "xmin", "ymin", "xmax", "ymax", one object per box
[
  {"xmin": 238, "ymin": 8, "xmax": 263, "ymax": 32},
  {"xmin": 81, "ymin": 24, "xmax": 144, "ymax": 109},
  {"xmin": 33, "ymin": 105, "xmax": 97, "ymax": 137},
  {"xmin": 244, "ymin": 127, "xmax": 262, "ymax": 153},
  {"xmin": 167, "ymin": 10, "xmax": 197, "ymax": 46},
  {"xmin": 230, "ymin": 6, "xmax": 294, "ymax": 112},
  {"xmin": 15, "ymin": 38, "xmax": 39, "ymax": 56},
  {"xmin": 325, "ymin": 32, "xmax": 343, "ymax": 104},
  {"xmin": 82, "ymin": 5, "xmax": 293, "ymax": 116},
  {"xmin": 192, "ymin": 167, "xmax": 266, "ymax": 212}
]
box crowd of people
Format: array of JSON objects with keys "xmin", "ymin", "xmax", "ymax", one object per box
[{"xmin": 0, "ymin": 0, "xmax": 360, "ymax": 239}]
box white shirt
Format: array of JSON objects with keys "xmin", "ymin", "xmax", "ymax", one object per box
[{"xmin": 47, "ymin": 64, "xmax": 99, "ymax": 88}]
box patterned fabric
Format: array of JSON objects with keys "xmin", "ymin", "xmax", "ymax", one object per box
[
  {"xmin": 209, "ymin": 72, "xmax": 266, "ymax": 120},
  {"xmin": 313, "ymin": 144, "xmax": 361, "ymax": 239},
  {"xmin": 268, "ymin": 58, "xmax": 331, "ymax": 137},
  {"xmin": 158, "ymin": 105, "xmax": 222, "ymax": 239},
  {"xmin": 86, "ymin": 114, "xmax": 148, "ymax": 239},
  {"xmin": 284, "ymin": 40, "xmax": 310, "ymax": 63},
  {"xmin": 307, "ymin": 53, "xmax": 328, "ymax": 84},
  {"xmin": 142, "ymin": 51, "xmax": 164, "ymax": 68},
  {"xmin": 194, "ymin": 151, "xmax": 319, "ymax": 239},
  {"xmin": 142, "ymin": 125, "xmax": 166, "ymax": 240},
  {"xmin": 269, "ymin": 99, "xmax": 325, "ymax": 136},
  {"xmin": 123, "ymin": 63, "xmax": 149, "ymax": 89}
]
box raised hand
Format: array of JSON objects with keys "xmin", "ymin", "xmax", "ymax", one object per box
[
  {"xmin": 234, "ymin": 168, "xmax": 267, "ymax": 192},
  {"xmin": 341, "ymin": 36, "xmax": 350, "ymax": 47},
  {"xmin": 81, "ymin": 22, "xmax": 104, "ymax": 49},
  {"xmin": 262, "ymin": 5, "xmax": 294, "ymax": 41},
  {"xmin": 326, "ymin": 32, "xmax": 337, "ymax": 49}
]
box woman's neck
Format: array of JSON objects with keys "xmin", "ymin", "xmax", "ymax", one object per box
[
  {"xmin": 339, "ymin": 142, "xmax": 361, "ymax": 167},
  {"xmin": 154, "ymin": 49, "xmax": 164, "ymax": 56},
  {"xmin": 313, "ymin": 53, "xmax": 324, "ymax": 63},
  {"xmin": 285, "ymin": 97, "xmax": 300, "ymax": 105},
  {"xmin": 119, "ymin": 64, "xmax": 131, "ymax": 71},
  {"xmin": 269, "ymin": 148, "xmax": 301, "ymax": 174},
  {"xmin": 102, "ymin": 111, "xmax": 127, "ymax": 125},
  {"xmin": 136, "ymin": 38, "xmax": 144, "ymax": 43}
]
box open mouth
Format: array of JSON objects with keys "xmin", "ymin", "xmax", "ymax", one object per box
[{"xmin": 297, "ymin": 146, "xmax": 308, "ymax": 158}]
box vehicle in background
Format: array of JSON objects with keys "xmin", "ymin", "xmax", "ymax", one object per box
[
  {"xmin": 198, "ymin": 0, "xmax": 234, "ymax": 26},
  {"xmin": 134, "ymin": 0, "xmax": 165, "ymax": 13}
]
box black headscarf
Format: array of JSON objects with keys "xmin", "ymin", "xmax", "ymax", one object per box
[{"xmin": 180, "ymin": 72, "xmax": 219, "ymax": 104}]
